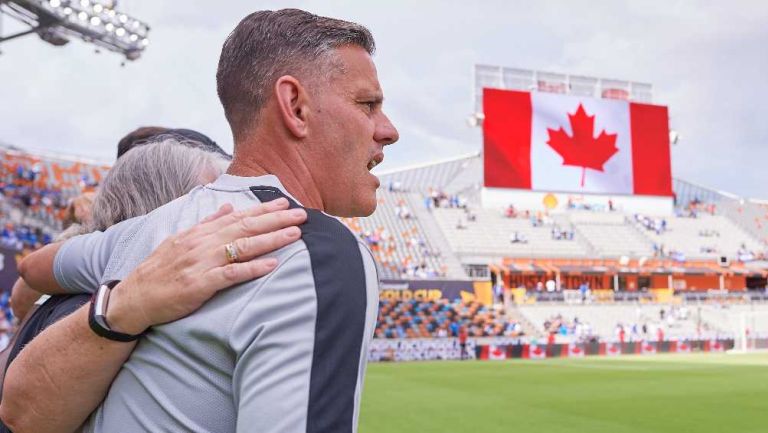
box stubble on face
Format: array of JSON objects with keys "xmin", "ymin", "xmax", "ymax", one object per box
[{"xmin": 304, "ymin": 46, "xmax": 388, "ymax": 218}]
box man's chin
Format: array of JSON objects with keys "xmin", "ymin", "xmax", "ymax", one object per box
[{"xmin": 329, "ymin": 197, "xmax": 377, "ymax": 218}]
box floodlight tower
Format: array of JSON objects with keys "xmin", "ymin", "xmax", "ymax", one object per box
[{"xmin": 0, "ymin": 0, "xmax": 150, "ymax": 60}]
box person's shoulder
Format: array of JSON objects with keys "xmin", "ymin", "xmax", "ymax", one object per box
[{"xmin": 300, "ymin": 210, "xmax": 373, "ymax": 261}]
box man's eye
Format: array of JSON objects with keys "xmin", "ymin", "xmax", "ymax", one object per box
[{"xmin": 361, "ymin": 101, "xmax": 377, "ymax": 112}]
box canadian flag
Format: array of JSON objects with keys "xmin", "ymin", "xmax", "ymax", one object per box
[
  {"xmin": 676, "ymin": 340, "xmax": 692, "ymax": 353},
  {"xmin": 641, "ymin": 341, "xmax": 657, "ymax": 355},
  {"xmin": 483, "ymin": 88, "xmax": 672, "ymax": 196},
  {"xmin": 568, "ymin": 343, "xmax": 585, "ymax": 358},
  {"xmin": 605, "ymin": 342, "xmax": 622, "ymax": 356},
  {"xmin": 528, "ymin": 344, "xmax": 547, "ymax": 359},
  {"xmin": 488, "ymin": 345, "xmax": 507, "ymax": 360},
  {"xmin": 707, "ymin": 340, "xmax": 725, "ymax": 352}
]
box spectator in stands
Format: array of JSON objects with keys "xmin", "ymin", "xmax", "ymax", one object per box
[
  {"xmin": 394, "ymin": 200, "xmax": 411, "ymax": 219},
  {"xmin": 504, "ymin": 204, "xmax": 517, "ymax": 218},
  {"xmin": 510, "ymin": 231, "xmax": 527, "ymax": 244},
  {"xmin": 545, "ymin": 279, "xmax": 556, "ymax": 293},
  {"xmin": 579, "ymin": 281, "xmax": 590, "ymax": 302}
]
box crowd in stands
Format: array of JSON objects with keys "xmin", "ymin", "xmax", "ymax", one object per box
[
  {"xmin": 425, "ymin": 188, "xmax": 467, "ymax": 210},
  {"xmin": 543, "ymin": 313, "xmax": 597, "ymax": 343},
  {"xmin": 0, "ymin": 150, "xmax": 107, "ymax": 253},
  {"xmin": 375, "ymin": 299, "xmax": 524, "ymax": 339},
  {"xmin": 0, "ymin": 291, "xmax": 13, "ymax": 350},
  {"xmin": 1, "ymin": 223, "xmax": 53, "ymax": 251},
  {"xmin": 344, "ymin": 218, "xmax": 447, "ymax": 279},
  {"xmin": 614, "ymin": 306, "xmax": 694, "ymax": 343}
]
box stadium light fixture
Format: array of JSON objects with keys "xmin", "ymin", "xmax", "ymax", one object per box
[
  {"xmin": 466, "ymin": 112, "xmax": 485, "ymax": 128},
  {"xmin": 0, "ymin": 0, "xmax": 151, "ymax": 60},
  {"xmin": 669, "ymin": 130, "xmax": 680, "ymax": 145}
]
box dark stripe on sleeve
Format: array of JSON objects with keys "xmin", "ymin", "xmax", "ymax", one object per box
[{"xmin": 251, "ymin": 186, "xmax": 366, "ymax": 433}]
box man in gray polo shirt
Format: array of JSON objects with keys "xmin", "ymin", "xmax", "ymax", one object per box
[{"xmin": 1, "ymin": 9, "xmax": 398, "ymax": 433}]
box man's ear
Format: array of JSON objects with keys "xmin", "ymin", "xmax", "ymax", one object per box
[{"xmin": 274, "ymin": 76, "xmax": 309, "ymax": 139}]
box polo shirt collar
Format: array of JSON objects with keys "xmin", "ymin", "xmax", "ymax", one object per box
[{"xmin": 208, "ymin": 174, "xmax": 304, "ymax": 206}]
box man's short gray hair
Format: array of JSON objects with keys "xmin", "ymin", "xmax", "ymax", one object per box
[
  {"xmin": 87, "ymin": 139, "xmax": 227, "ymax": 232},
  {"xmin": 216, "ymin": 8, "xmax": 375, "ymax": 140}
]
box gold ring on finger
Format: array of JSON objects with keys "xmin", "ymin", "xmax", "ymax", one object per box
[{"xmin": 224, "ymin": 242, "xmax": 239, "ymax": 264}]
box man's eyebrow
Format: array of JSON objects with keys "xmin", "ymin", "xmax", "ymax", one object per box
[{"xmin": 355, "ymin": 90, "xmax": 384, "ymax": 102}]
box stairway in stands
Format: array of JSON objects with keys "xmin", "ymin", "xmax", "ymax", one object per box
[
  {"xmin": 505, "ymin": 304, "xmax": 545, "ymax": 339},
  {"xmin": 405, "ymin": 193, "xmax": 468, "ymax": 278}
]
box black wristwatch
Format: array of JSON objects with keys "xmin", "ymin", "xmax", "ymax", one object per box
[{"xmin": 88, "ymin": 280, "xmax": 145, "ymax": 342}]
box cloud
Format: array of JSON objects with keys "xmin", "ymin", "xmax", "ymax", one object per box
[{"xmin": 0, "ymin": 1, "xmax": 765, "ymax": 196}]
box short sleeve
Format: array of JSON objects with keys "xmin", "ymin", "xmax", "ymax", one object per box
[{"xmin": 53, "ymin": 218, "xmax": 138, "ymax": 294}]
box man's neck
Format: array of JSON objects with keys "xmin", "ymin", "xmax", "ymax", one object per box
[{"xmin": 226, "ymin": 148, "xmax": 324, "ymax": 210}]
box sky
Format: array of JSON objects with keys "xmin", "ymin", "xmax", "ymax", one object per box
[{"xmin": 0, "ymin": 1, "xmax": 766, "ymax": 197}]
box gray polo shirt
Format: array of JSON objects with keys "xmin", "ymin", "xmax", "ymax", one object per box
[{"xmin": 53, "ymin": 174, "xmax": 379, "ymax": 433}]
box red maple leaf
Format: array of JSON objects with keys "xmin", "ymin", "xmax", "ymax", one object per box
[{"xmin": 546, "ymin": 103, "xmax": 619, "ymax": 187}]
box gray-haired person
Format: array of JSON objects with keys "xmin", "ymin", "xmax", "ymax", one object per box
[
  {"xmin": 0, "ymin": 140, "xmax": 307, "ymax": 431},
  {"xmin": 7, "ymin": 135, "xmax": 230, "ymax": 321},
  {"xmin": 1, "ymin": 8, "xmax": 398, "ymax": 433}
]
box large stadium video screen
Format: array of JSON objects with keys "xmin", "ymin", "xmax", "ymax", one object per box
[{"xmin": 482, "ymin": 88, "xmax": 673, "ymax": 196}]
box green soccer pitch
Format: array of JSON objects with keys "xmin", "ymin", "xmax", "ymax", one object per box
[{"xmin": 359, "ymin": 353, "xmax": 768, "ymax": 433}]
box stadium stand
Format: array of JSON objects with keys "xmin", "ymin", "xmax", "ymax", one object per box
[
  {"xmin": 569, "ymin": 211, "xmax": 654, "ymax": 258},
  {"xmin": 698, "ymin": 303, "xmax": 768, "ymax": 338},
  {"xmin": 375, "ymin": 298, "xmax": 523, "ymax": 339},
  {"xmin": 432, "ymin": 207, "xmax": 590, "ymax": 259},
  {"xmin": 720, "ymin": 198, "xmax": 768, "ymax": 246},
  {"xmin": 1, "ymin": 145, "xmax": 108, "ymax": 243},
  {"xmin": 343, "ymin": 189, "xmax": 450, "ymax": 279},
  {"xmin": 516, "ymin": 303, "xmax": 717, "ymax": 342},
  {"xmin": 635, "ymin": 213, "xmax": 763, "ymax": 261},
  {"xmin": 2, "ymin": 146, "xmax": 768, "ymax": 351}
]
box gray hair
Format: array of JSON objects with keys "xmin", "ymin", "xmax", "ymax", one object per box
[
  {"xmin": 86, "ymin": 139, "xmax": 227, "ymax": 232},
  {"xmin": 216, "ymin": 8, "xmax": 375, "ymax": 139}
]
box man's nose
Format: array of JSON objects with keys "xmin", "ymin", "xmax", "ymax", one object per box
[{"xmin": 375, "ymin": 113, "xmax": 399, "ymax": 146}]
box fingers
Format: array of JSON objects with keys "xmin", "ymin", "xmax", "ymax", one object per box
[
  {"xmin": 199, "ymin": 203, "xmax": 234, "ymax": 224},
  {"xmin": 170, "ymin": 203, "xmax": 236, "ymax": 241},
  {"xmin": 216, "ymin": 207, "xmax": 306, "ymax": 243},
  {"xmin": 231, "ymin": 226, "xmax": 302, "ymax": 263},
  {"xmin": 197, "ymin": 198, "xmax": 292, "ymax": 236},
  {"xmin": 203, "ymin": 258, "xmax": 279, "ymax": 292}
]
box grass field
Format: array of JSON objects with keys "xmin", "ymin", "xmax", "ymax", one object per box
[{"xmin": 359, "ymin": 353, "xmax": 768, "ymax": 433}]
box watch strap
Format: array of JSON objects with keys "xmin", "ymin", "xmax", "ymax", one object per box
[{"xmin": 88, "ymin": 280, "xmax": 144, "ymax": 342}]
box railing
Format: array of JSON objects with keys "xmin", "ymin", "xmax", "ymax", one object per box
[{"xmin": 522, "ymin": 290, "xmax": 768, "ymax": 304}]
